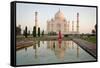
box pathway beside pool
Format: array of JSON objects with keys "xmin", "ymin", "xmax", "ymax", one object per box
[{"xmin": 73, "ymin": 38, "xmax": 97, "ymax": 58}]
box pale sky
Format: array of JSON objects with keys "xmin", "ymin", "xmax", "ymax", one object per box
[{"xmin": 16, "ymin": 3, "xmax": 96, "ymax": 34}]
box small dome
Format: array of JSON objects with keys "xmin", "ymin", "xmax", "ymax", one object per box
[{"xmin": 55, "ymin": 9, "xmax": 65, "ymax": 21}]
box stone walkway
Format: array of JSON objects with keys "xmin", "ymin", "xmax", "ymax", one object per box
[
  {"xmin": 16, "ymin": 41, "xmax": 35, "ymax": 50},
  {"xmin": 72, "ymin": 38, "xmax": 97, "ymax": 58}
]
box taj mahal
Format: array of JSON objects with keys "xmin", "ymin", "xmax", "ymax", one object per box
[
  {"xmin": 34, "ymin": 9, "xmax": 79, "ymax": 35},
  {"xmin": 46, "ymin": 9, "xmax": 79, "ymax": 35}
]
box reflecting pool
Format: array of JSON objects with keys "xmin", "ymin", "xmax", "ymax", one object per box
[{"xmin": 16, "ymin": 40, "xmax": 96, "ymax": 65}]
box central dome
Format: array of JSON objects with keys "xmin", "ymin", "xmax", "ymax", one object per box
[{"xmin": 55, "ymin": 9, "xmax": 65, "ymax": 21}]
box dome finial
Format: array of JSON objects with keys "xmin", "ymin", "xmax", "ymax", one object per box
[{"xmin": 55, "ymin": 9, "xmax": 65, "ymax": 20}]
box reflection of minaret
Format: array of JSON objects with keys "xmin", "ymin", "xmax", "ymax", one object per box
[
  {"xmin": 77, "ymin": 46, "xmax": 79, "ymax": 58},
  {"xmin": 77, "ymin": 13, "xmax": 79, "ymax": 34},
  {"xmin": 33, "ymin": 41, "xmax": 38, "ymax": 59},
  {"xmin": 35, "ymin": 11, "xmax": 38, "ymax": 33},
  {"xmin": 72, "ymin": 21, "xmax": 74, "ymax": 33},
  {"xmin": 35, "ymin": 45, "xmax": 38, "ymax": 59}
]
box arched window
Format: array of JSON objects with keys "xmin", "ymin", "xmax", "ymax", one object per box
[
  {"xmin": 51, "ymin": 23, "xmax": 53, "ymax": 32},
  {"xmin": 57, "ymin": 23, "xmax": 61, "ymax": 31}
]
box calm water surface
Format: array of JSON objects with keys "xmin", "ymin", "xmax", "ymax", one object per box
[{"xmin": 16, "ymin": 40, "xmax": 96, "ymax": 65}]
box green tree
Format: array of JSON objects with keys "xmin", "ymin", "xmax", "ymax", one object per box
[
  {"xmin": 24, "ymin": 26, "xmax": 28, "ymax": 38},
  {"xmin": 28, "ymin": 30, "xmax": 30, "ymax": 36},
  {"xmin": 92, "ymin": 29, "xmax": 95, "ymax": 34},
  {"xmin": 38, "ymin": 27, "xmax": 40, "ymax": 37},
  {"xmin": 42, "ymin": 30, "xmax": 44, "ymax": 36},
  {"xmin": 33, "ymin": 26, "xmax": 36, "ymax": 37},
  {"xmin": 91, "ymin": 24, "xmax": 96, "ymax": 35}
]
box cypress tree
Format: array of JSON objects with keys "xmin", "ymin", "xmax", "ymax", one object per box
[
  {"xmin": 42, "ymin": 30, "xmax": 44, "ymax": 36},
  {"xmin": 33, "ymin": 26, "xmax": 36, "ymax": 37},
  {"xmin": 38, "ymin": 27, "xmax": 40, "ymax": 37},
  {"xmin": 25, "ymin": 26, "xmax": 27, "ymax": 38}
]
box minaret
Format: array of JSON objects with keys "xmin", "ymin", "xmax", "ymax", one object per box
[
  {"xmin": 77, "ymin": 13, "xmax": 79, "ymax": 34},
  {"xmin": 47, "ymin": 20, "xmax": 50, "ymax": 33},
  {"xmin": 67, "ymin": 21, "xmax": 70, "ymax": 32},
  {"xmin": 72, "ymin": 21, "xmax": 74, "ymax": 32},
  {"xmin": 35, "ymin": 11, "xmax": 38, "ymax": 33}
]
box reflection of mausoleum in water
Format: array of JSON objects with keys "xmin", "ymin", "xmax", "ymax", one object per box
[
  {"xmin": 47, "ymin": 41, "xmax": 80, "ymax": 60},
  {"xmin": 47, "ymin": 9, "xmax": 79, "ymax": 35}
]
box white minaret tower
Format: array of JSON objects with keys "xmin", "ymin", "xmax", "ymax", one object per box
[
  {"xmin": 47, "ymin": 20, "xmax": 50, "ymax": 33},
  {"xmin": 35, "ymin": 11, "xmax": 38, "ymax": 33},
  {"xmin": 72, "ymin": 21, "xmax": 74, "ymax": 33},
  {"xmin": 77, "ymin": 13, "xmax": 79, "ymax": 34},
  {"xmin": 67, "ymin": 21, "xmax": 70, "ymax": 32}
]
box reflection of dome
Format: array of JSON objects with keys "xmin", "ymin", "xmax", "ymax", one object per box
[{"xmin": 55, "ymin": 9, "xmax": 65, "ymax": 21}]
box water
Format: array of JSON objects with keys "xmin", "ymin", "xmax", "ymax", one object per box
[{"xmin": 16, "ymin": 40, "xmax": 96, "ymax": 65}]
